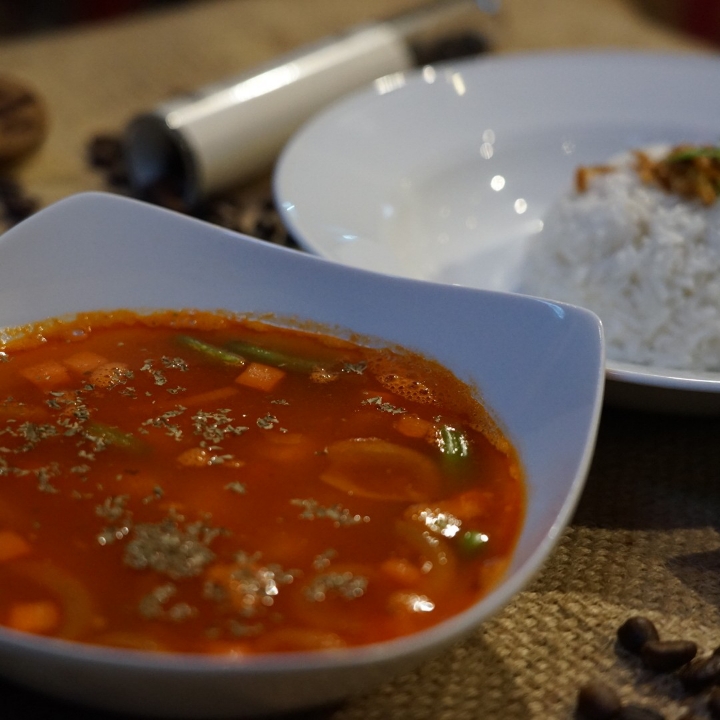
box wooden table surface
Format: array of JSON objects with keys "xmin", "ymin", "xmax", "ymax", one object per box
[{"xmin": 0, "ymin": 2, "xmax": 719, "ymax": 720}]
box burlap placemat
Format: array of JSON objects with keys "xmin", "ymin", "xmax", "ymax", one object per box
[
  {"xmin": 0, "ymin": 403, "xmax": 718, "ymax": 720},
  {"xmin": 326, "ymin": 407, "xmax": 720, "ymax": 720},
  {"xmin": 0, "ymin": 2, "xmax": 718, "ymax": 717}
]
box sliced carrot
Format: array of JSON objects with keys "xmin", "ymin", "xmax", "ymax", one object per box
[
  {"xmin": 380, "ymin": 557, "xmax": 423, "ymax": 587},
  {"xmin": 62, "ymin": 351, "xmax": 108, "ymax": 374},
  {"xmin": 235, "ymin": 362, "xmax": 286, "ymax": 392},
  {"xmin": 180, "ymin": 386, "xmax": 238, "ymax": 407},
  {"xmin": 8, "ymin": 600, "xmax": 60, "ymax": 634},
  {"xmin": 0, "ymin": 530, "xmax": 31, "ymax": 562},
  {"xmin": 394, "ymin": 414, "xmax": 434, "ymax": 439},
  {"xmin": 8, "ymin": 561, "xmax": 95, "ymax": 639},
  {"xmin": 19, "ymin": 360, "xmax": 71, "ymax": 390}
]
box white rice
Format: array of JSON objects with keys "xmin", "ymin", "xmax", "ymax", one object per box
[{"xmin": 516, "ymin": 149, "xmax": 720, "ymax": 371}]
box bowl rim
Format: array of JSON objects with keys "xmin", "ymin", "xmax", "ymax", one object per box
[{"xmin": 0, "ymin": 192, "xmax": 605, "ymax": 676}]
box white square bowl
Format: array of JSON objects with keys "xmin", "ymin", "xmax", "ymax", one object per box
[{"xmin": 0, "ymin": 192, "xmax": 604, "ymax": 717}]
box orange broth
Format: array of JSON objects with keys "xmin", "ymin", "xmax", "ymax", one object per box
[{"xmin": 0, "ymin": 309, "xmax": 524, "ymax": 654}]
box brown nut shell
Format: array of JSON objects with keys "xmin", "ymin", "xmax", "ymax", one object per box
[{"xmin": 0, "ymin": 75, "xmax": 48, "ymax": 162}]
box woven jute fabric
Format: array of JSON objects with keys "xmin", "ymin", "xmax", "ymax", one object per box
[
  {"xmin": 2, "ymin": 405, "xmax": 718, "ymax": 719},
  {"xmin": 0, "ymin": 2, "xmax": 717, "ymax": 718},
  {"xmin": 324, "ymin": 408, "xmax": 720, "ymax": 720}
]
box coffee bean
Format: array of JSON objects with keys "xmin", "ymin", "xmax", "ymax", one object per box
[
  {"xmin": 679, "ymin": 653, "xmax": 720, "ymax": 693},
  {"xmin": 617, "ymin": 704, "xmax": 665, "ymax": 720},
  {"xmin": 106, "ymin": 159, "xmax": 131, "ymax": 189},
  {"xmin": 640, "ymin": 640, "xmax": 697, "ymax": 672},
  {"xmin": 143, "ymin": 179, "xmax": 188, "ymax": 214},
  {"xmin": 3, "ymin": 193, "xmax": 37, "ymax": 221},
  {"xmin": 254, "ymin": 215, "xmax": 277, "ymax": 241},
  {"xmin": 88, "ymin": 134, "xmax": 124, "ymax": 169},
  {"xmin": 710, "ymin": 687, "xmax": 720, "ymax": 720},
  {"xmin": 617, "ymin": 617, "xmax": 660, "ymax": 654},
  {"xmin": 0, "ymin": 176, "xmax": 21, "ymax": 198},
  {"xmin": 201, "ymin": 199, "xmax": 241, "ymax": 231},
  {"xmin": 576, "ymin": 680, "xmax": 622, "ymax": 720},
  {"xmin": 0, "ymin": 76, "xmax": 48, "ymax": 162}
]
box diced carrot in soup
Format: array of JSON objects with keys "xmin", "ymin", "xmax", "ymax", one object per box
[
  {"xmin": 20, "ymin": 360, "xmax": 71, "ymax": 390},
  {"xmin": 0, "ymin": 309, "xmax": 524, "ymax": 653},
  {"xmin": 235, "ymin": 362, "xmax": 286, "ymax": 391},
  {"xmin": 394, "ymin": 413, "xmax": 435, "ymax": 439},
  {"xmin": 8, "ymin": 600, "xmax": 60, "ymax": 634},
  {"xmin": 62, "ymin": 351, "xmax": 108, "ymax": 374},
  {"xmin": 8, "ymin": 560, "xmax": 96, "ymax": 640},
  {"xmin": 0, "ymin": 530, "xmax": 31, "ymax": 563}
]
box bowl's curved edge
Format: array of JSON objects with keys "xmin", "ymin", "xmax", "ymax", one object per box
[{"xmin": 0, "ymin": 192, "xmax": 606, "ymax": 717}]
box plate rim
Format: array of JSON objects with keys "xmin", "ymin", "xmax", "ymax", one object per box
[{"xmin": 274, "ymin": 48, "xmax": 720, "ymax": 408}]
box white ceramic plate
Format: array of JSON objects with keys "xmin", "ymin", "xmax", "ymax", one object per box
[
  {"xmin": 0, "ymin": 192, "xmax": 603, "ymax": 717},
  {"xmin": 274, "ymin": 50, "xmax": 720, "ymax": 413}
]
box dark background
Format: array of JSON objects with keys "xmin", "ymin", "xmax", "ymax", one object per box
[{"xmin": 0, "ymin": 0, "xmax": 719, "ymax": 47}]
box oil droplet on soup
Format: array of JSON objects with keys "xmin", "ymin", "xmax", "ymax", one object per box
[{"xmin": 0, "ymin": 309, "xmax": 524, "ymax": 654}]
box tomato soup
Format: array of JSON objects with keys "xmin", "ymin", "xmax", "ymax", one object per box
[{"xmin": 0, "ymin": 310, "xmax": 524, "ymax": 654}]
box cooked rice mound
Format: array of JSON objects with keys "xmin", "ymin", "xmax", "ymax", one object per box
[{"xmin": 517, "ymin": 146, "xmax": 720, "ymax": 371}]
